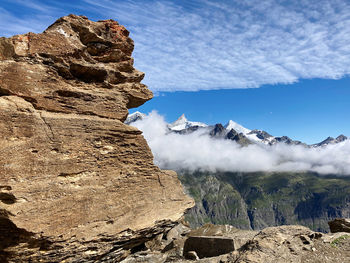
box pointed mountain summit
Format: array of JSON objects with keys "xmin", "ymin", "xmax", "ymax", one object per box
[
  {"xmin": 168, "ymin": 114, "xmax": 207, "ymax": 131},
  {"xmin": 169, "ymin": 114, "xmax": 188, "ymax": 128}
]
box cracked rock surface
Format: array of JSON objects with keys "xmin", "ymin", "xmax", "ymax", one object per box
[{"xmin": 0, "ymin": 15, "xmax": 193, "ymax": 262}]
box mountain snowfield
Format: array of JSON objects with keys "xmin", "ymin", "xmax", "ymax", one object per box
[{"xmin": 125, "ymin": 111, "xmax": 350, "ymax": 175}]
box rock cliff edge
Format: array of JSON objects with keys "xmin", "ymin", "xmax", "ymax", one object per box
[{"xmin": 0, "ymin": 15, "xmax": 193, "ymax": 262}]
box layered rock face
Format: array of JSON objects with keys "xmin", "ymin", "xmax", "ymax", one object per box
[{"xmin": 0, "ymin": 15, "xmax": 193, "ymax": 262}]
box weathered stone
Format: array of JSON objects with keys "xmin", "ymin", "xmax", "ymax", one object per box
[
  {"xmin": 328, "ymin": 218, "xmax": 350, "ymax": 233},
  {"xmin": 120, "ymin": 224, "xmax": 350, "ymax": 263},
  {"xmin": 0, "ymin": 15, "xmax": 194, "ymax": 262},
  {"xmin": 166, "ymin": 222, "xmax": 191, "ymax": 241},
  {"xmin": 231, "ymin": 225, "xmax": 324, "ymax": 263},
  {"xmin": 188, "ymin": 223, "xmax": 257, "ymax": 251},
  {"xmin": 183, "ymin": 236, "xmax": 235, "ymax": 259},
  {"xmin": 0, "ymin": 15, "xmax": 152, "ymax": 121}
]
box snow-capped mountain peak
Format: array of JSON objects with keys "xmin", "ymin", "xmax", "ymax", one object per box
[
  {"xmin": 170, "ymin": 114, "xmax": 188, "ymax": 126},
  {"xmin": 224, "ymin": 120, "xmax": 251, "ymax": 135},
  {"xmin": 168, "ymin": 114, "xmax": 207, "ymax": 131},
  {"xmin": 124, "ymin": 111, "xmax": 348, "ymax": 148}
]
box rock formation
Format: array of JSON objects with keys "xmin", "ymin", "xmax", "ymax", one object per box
[{"xmin": 0, "ymin": 15, "xmax": 193, "ymax": 262}]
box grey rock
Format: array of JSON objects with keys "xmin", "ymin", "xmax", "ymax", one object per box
[
  {"xmin": 336, "ymin": 134, "xmax": 348, "ymax": 142},
  {"xmin": 271, "ymin": 136, "xmax": 306, "ymax": 146},
  {"xmin": 313, "ymin": 135, "xmax": 348, "ymax": 147},
  {"xmin": 209, "ymin": 124, "xmax": 226, "ymax": 138},
  {"xmin": 248, "ymin": 129, "xmax": 273, "ymax": 140},
  {"xmin": 225, "ymin": 129, "xmax": 252, "ymax": 146}
]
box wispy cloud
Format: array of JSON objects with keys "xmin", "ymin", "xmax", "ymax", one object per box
[
  {"xmin": 7, "ymin": 0, "xmax": 61, "ymax": 13},
  {"xmin": 132, "ymin": 112, "xmax": 350, "ymax": 175},
  {"xmin": 1, "ymin": 0, "xmax": 350, "ymax": 92},
  {"xmin": 82, "ymin": 0, "xmax": 350, "ymax": 91},
  {"xmin": 0, "ymin": 1, "xmax": 61, "ymax": 36}
]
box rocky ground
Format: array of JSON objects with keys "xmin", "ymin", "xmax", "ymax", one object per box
[{"xmin": 122, "ymin": 221, "xmax": 350, "ymax": 263}]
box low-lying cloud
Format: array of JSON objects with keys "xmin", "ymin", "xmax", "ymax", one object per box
[{"xmin": 131, "ymin": 112, "xmax": 350, "ymax": 175}]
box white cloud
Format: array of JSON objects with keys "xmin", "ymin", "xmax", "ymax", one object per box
[
  {"xmin": 1, "ymin": 0, "xmax": 350, "ymax": 91},
  {"xmin": 0, "ymin": 2, "xmax": 60, "ymax": 37},
  {"xmin": 81, "ymin": 0, "xmax": 350, "ymax": 91},
  {"xmin": 132, "ymin": 111, "xmax": 350, "ymax": 175}
]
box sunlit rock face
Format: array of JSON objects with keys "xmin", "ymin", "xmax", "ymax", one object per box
[{"xmin": 0, "ymin": 15, "xmax": 193, "ymax": 262}]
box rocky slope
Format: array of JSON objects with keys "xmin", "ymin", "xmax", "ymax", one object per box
[
  {"xmin": 0, "ymin": 15, "xmax": 193, "ymax": 262},
  {"xmin": 121, "ymin": 222, "xmax": 350, "ymax": 262},
  {"xmin": 179, "ymin": 171, "xmax": 350, "ymax": 233}
]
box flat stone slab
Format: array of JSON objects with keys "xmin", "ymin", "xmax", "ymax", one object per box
[{"xmin": 183, "ymin": 235, "xmax": 235, "ymax": 259}]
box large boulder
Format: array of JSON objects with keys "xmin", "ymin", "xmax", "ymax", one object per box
[{"xmin": 0, "ymin": 15, "xmax": 193, "ymax": 262}]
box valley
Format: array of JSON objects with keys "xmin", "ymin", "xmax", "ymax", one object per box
[{"xmin": 179, "ymin": 171, "xmax": 350, "ymax": 232}]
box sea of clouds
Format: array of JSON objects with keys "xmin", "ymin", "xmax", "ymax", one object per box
[{"xmin": 131, "ymin": 111, "xmax": 350, "ymax": 175}]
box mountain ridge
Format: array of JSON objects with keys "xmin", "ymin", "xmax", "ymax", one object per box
[{"xmin": 126, "ymin": 112, "xmax": 348, "ymax": 147}]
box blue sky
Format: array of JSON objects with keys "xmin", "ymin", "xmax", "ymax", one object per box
[
  {"xmin": 135, "ymin": 78, "xmax": 350, "ymax": 143},
  {"xmin": 1, "ymin": 0, "xmax": 350, "ymax": 143}
]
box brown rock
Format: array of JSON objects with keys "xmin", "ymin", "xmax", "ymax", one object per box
[
  {"xmin": 0, "ymin": 15, "xmax": 193, "ymax": 262},
  {"xmin": 328, "ymin": 218, "xmax": 350, "ymax": 233},
  {"xmin": 120, "ymin": 224, "xmax": 350, "ymax": 263},
  {"xmin": 230, "ymin": 225, "xmax": 324, "ymax": 263},
  {"xmin": 0, "ymin": 15, "xmax": 151, "ymax": 120}
]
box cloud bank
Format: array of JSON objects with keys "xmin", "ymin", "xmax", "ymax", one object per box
[{"xmin": 131, "ymin": 112, "xmax": 350, "ymax": 175}]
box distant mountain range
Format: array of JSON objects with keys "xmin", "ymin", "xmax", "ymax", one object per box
[
  {"xmin": 126, "ymin": 112, "xmax": 348, "ymax": 147},
  {"xmin": 126, "ymin": 112, "xmax": 350, "ymax": 233}
]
